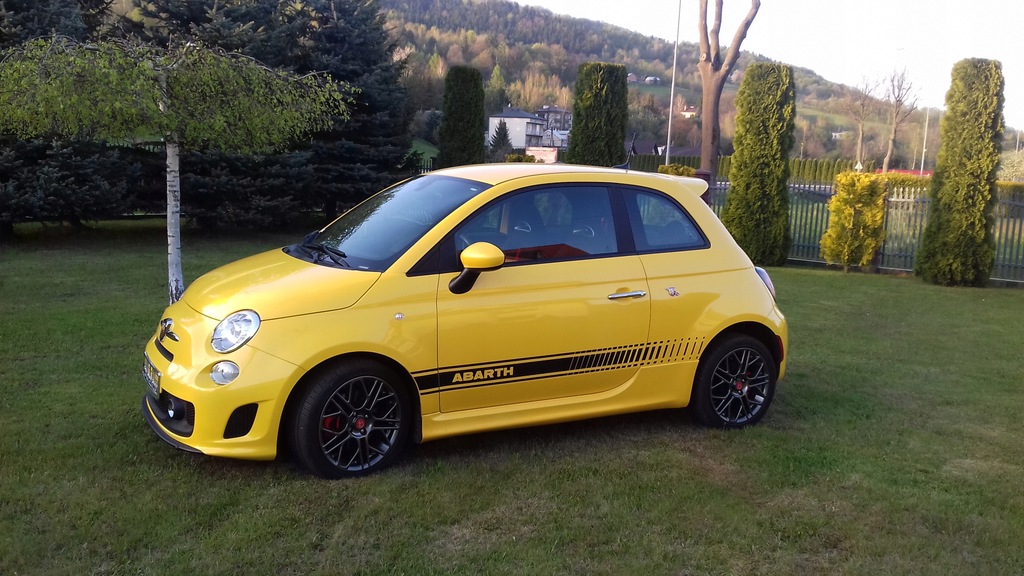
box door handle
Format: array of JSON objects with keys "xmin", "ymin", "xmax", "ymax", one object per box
[{"xmin": 607, "ymin": 290, "xmax": 647, "ymax": 300}]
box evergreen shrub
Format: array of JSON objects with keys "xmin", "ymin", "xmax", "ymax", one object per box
[{"xmin": 820, "ymin": 172, "xmax": 887, "ymax": 270}]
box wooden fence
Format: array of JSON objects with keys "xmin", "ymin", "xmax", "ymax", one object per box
[{"xmin": 709, "ymin": 181, "xmax": 1024, "ymax": 283}]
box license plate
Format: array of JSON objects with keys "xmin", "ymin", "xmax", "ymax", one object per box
[{"xmin": 143, "ymin": 353, "xmax": 161, "ymax": 399}]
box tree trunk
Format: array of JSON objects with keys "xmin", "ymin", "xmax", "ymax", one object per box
[
  {"xmin": 699, "ymin": 75, "xmax": 725, "ymax": 178},
  {"xmin": 696, "ymin": 0, "xmax": 760, "ymax": 181},
  {"xmin": 166, "ymin": 139, "xmax": 185, "ymax": 304},
  {"xmin": 856, "ymin": 120, "xmax": 864, "ymax": 165},
  {"xmin": 882, "ymin": 121, "xmax": 897, "ymax": 173}
]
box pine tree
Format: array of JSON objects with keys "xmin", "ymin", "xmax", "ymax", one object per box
[
  {"xmin": 915, "ymin": 59, "xmax": 1004, "ymax": 286},
  {"xmin": 721, "ymin": 62, "xmax": 796, "ymax": 266},
  {"xmin": 565, "ymin": 62, "xmax": 627, "ymax": 166},
  {"xmin": 137, "ymin": 0, "xmax": 411, "ymax": 216},
  {"xmin": 488, "ymin": 120, "xmax": 512, "ymax": 162},
  {"xmin": 438, "ymin": 65, "xmax": 485, "ymax": 167}
]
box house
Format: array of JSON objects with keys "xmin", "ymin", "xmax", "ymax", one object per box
[
  {"xmin": 643, "ymin": 75, "xmax": 662, "ymax": 85},
  {"xmin": 627, "ymin": 73, "xmax": 639, "ymax": 84},
  {"xmin": 534, "ymin": 105, "xmax": 572, "ymax": 131},
  {"xmin": 488, "ymin": 106, "xmax": 546, "ymax": 148},
  {"xmin": 679, "ymin": 105, "xmax": 699, "ymax": 119}
]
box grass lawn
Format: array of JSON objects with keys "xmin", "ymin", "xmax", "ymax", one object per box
[{"xmin": 2, "ymin": 221, "xmax": 1023, "ymax": 575}]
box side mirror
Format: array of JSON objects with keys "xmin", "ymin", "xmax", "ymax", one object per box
[{"xmin": 449, "ymin": 242, "xmax": 505, "ymax": 294}]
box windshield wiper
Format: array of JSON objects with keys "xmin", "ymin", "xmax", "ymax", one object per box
[{"xmin": 299, "ymin": 232, "xmax": 348, "ymax": 266}]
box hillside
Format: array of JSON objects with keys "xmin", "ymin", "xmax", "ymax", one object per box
[{"xmin": 380, "ymin": 0, "xmax": 894, "ymax": 159}]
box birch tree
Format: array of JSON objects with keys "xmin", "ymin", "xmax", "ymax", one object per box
[
  {"xmin": 0, "ymin": 36, "xmax": 349, "ymax": 303},
  {"xmin": 697, "ymin": 0, "xmax": 759, "ymax": 179}
]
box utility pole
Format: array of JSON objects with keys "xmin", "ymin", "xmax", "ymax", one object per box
[
  {"xmin": 664, "ymin": 0, "xmax": 682, "ymax": 165},
  {"xmin": 919, "ymin": 109, "xmax": 929, "ymax": 176}
]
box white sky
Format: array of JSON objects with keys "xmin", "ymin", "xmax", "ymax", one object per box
[{"xmin": 517, "ymin": 0, "xmax": 1024, "ymax": 130}]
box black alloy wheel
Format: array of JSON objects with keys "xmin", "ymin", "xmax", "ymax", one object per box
[
  {"xmin": 291, "ymin": 360, "xmax": 411, "ymax": 478},
  {"xmin": 691, "ymin": 334, "xmax": 777, "ymax": 428}
]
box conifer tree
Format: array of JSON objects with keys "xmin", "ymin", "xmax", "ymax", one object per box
[
  {"xmin": 438, "ymin": 65, "xmax": 485, "ymax": 167},
  {"xmin": 721, "ymin": 62, "xmax": 795, "ymax": 266},
  {"xmin": 915, "ymin": 58, "xmax": 1004, "ymax": 286},
  {"xmin": 488, "ymin": 120, "xmax": 512, "ymax": 162},
  {"xmin": 565, "ymin": 62, "xmax": 627, "ymax": 166}
]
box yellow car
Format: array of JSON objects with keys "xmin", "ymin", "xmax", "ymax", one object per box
[{"xmin": 142, "ymin": 163, "xmax": 787, "ymax": 478}]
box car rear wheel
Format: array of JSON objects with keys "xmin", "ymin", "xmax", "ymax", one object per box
[
  {"xmin": 290, "ymin": 360, "xmax": 411, "ymax": 478},
  {"xmin": 691, "ymin": 334, "xmax": 777, "ymax": 428}
]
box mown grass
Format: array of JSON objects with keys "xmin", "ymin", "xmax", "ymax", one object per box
[{"xmin": 2, "ymin": 221, "xmax": 1023, "ymax": 575}]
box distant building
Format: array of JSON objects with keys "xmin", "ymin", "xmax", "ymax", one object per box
[
  {"xmin": 643, "ymin": 76, "xmax": 662, "ymax": 85},
  {"xmin": 831, "ymin": 131, "xmax": 851, "ymax": 140},
  {"xmin": 535, "ymin": 105, "xmax": 572, "ymax": 131},
  {"xmin": 627, "ymin": 73, "xmax": 639, "ymax": 84},
  {"xmin": 679, "ymin": 105, "xmax": 699, "ymax": 119},
  {"xmin": 488, "ymin": 106, "xmax": 546, "ymax": 148}
]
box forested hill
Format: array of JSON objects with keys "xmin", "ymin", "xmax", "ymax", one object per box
[
  {"xmin": 380, "ymin": 0, "xmax": 679, "ymax": 64},
  {"xmin": 380, "ymin": 0, "xmax": 849, "ymax": 109}
]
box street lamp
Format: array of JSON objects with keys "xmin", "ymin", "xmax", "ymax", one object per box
[{"xmin": 665, "ymin": 0, "xmax": 682, "ymax": 166}]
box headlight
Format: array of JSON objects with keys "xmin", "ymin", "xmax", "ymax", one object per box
[{"xmin": 211, "ymin": 310, "xmax": 260, "ymax": 353}]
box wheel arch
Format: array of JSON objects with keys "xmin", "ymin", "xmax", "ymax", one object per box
[
  {"xmin": 700, "ymin": 321, "xmax": 784, "ymax": 376},
  {"xmin": 278, "ymin": 352, "xmax": 424, "ymax": 458}
]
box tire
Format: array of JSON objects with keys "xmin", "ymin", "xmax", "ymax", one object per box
[
  {"xmin": 290, "ymin": 360, "xmax": 412, "ymax": 478},
  {"xmin": 691, "ymin": 334, "xmax": 777, "ymax": 428}
]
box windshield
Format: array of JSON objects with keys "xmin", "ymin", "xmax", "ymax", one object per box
[{"xmin": 289, "ymin": 175, "xmax": 489, "ymax": 271}]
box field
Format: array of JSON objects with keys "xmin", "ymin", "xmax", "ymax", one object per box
[{"xmin": 2, "ymin": 221, "xmax": 1023, "ymax": 575}]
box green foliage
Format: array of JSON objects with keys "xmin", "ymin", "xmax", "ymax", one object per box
[
  {"xmin": 721, "ymin": 63, "xmax": 796, "ymax": 266},
  {"xmin": 505, "ymin": 153, "xmax": 538, "ymax": 163},
  {"xmin": 657, "ymin": 164, "xmax": 696, "ymax": 177},
  {"xmin": 0, "ymin": 37, "xmax": 348, "ymax": 153},
  {"xmin": 916, "ymin": 59, "xmax": 1004, "ymax": 286},
  {"xmin": 565, "ymin": 62, "xmax": 627, "ymax": 166},
  {"xmin": 820, "ymin": 172, "xmax": 887, "ymax": 270},
  {"xmin": 0, "ymin": 139, "xmax": 156, "ymax": 226},
  {"xmin": 134, "ymin": 0, "xmax": 408, "ymax": 214},
  {"xmin": 488, "ymin": 119, "xmax": 512, "ymax": 162},
  {"xmin": 438, "ymin": 65, "xmax": 485, "ymax": 167},
  {"xmin": 0, "ymin": 0, "xmax": 86, "ymax": 49}
]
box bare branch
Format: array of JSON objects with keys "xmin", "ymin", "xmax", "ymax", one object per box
[
  {"xmin": 710, "ymin": 0, "xmax": 723, "ymax": 65},
  {"xmin": 697, "ymin": 0, "xmax": 711, "ymax": 65},
  {"xmin": 722, "ymin": 0, "xmax": 760, "ymax": 72}
]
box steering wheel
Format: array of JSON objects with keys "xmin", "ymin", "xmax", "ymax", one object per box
[{"xmin": 572, "ymin": 224, "xmax": 595, "ymax": 238}]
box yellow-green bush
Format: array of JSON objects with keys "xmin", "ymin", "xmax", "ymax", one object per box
[
  {"xmin": 505, "ymin": 153, "xmax": 538, "ymax": 163},
  {"xmin": 820, "ymin": 172, "xmax": 887, "ymax": 270},
  {"xmin": 657, "ymin": 164, "xmax": 696, "ymax": 177}
]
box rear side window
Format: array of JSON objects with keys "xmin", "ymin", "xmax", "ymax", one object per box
[{"xmin": 624, "ymin": 189, "xmax": 708, "ymax": 252}]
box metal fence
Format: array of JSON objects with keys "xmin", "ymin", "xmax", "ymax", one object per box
[{"xmin": 708, "ymin": 181, "xmax": 1024, "ymax": 284}]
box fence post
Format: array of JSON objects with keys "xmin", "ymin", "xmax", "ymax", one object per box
[{"xmin": 694, "ymin": 169, "xmax": 712, "ymax": 206}]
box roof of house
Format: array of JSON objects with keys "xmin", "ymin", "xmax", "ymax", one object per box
[{"xmin": 491, "ymin": 107, "xmax": 545, "ymax": 121}]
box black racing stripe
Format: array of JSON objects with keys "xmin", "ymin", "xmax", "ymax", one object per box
[{"xmin": 413, "ymin": 337, "xmax": 708, "ymax": 393}]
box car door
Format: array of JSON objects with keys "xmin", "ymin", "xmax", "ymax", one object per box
[{"xmin": 435, "ymin": 185, "xmax": 651, "ymax": 413}]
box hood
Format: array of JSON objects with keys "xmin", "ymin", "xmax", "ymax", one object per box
[{"xmin": 182, "ymin": 249, "xmax": 381, "ymax": 321}]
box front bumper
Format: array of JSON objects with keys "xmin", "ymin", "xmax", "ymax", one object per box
[{"xmin": 141, "ymin": 302, "xmax": 303, "ymax": 461}]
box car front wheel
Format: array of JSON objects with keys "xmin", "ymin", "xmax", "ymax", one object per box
[
  {"xmin": 290, "ymin": 360, "xmax": 412, "ymax": 478},
  {"xmin": 691, "ymin": 334, "xmax": 777, "ymax": 428}
]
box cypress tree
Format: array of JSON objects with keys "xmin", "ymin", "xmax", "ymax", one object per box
[
  {"xmin": 438, "ymin": 65, "xmax": 485, "ymax": 168},
  {"xmin": 915, "ymin": 58, "xmax": 1004, "ymax": 286},
  {"xmin": 720, "ymin": 62, "xmax": 796, "ymax": 266},
  {"xmin": 565, "ymin": 62, "xmax": 627, "ymax": 166}
]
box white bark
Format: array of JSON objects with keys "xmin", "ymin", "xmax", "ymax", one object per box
[{"xmin": 166, "ymin": 139, "xmax": 184, "ymax": 304}]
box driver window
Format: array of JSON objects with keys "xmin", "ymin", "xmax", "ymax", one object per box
[{"xmin": 457, "ymin": 187, "xmax": 617, "ymax": 263}]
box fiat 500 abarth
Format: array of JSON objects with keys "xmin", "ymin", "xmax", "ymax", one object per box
[{"xmin": 142, "ymin": 163, "xmax": 787, "ymax": 478}]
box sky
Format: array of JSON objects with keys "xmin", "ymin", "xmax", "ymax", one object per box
[{"xmin": 517, "ymin": 0, "xmax": 1024, "ymax": 130}]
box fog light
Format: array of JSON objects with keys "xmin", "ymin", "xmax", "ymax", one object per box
[{"xmin": 210, "ymin": 361, "xmax": 240, "ymax": 385}]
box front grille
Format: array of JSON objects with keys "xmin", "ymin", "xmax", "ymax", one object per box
[
  {"xmin": 150, "ymin": 390, "xmax": 195, "ymax": 437},
  {"xmin": 154, "ymin": 339, "xmax": 173, "ymax": 362}
]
